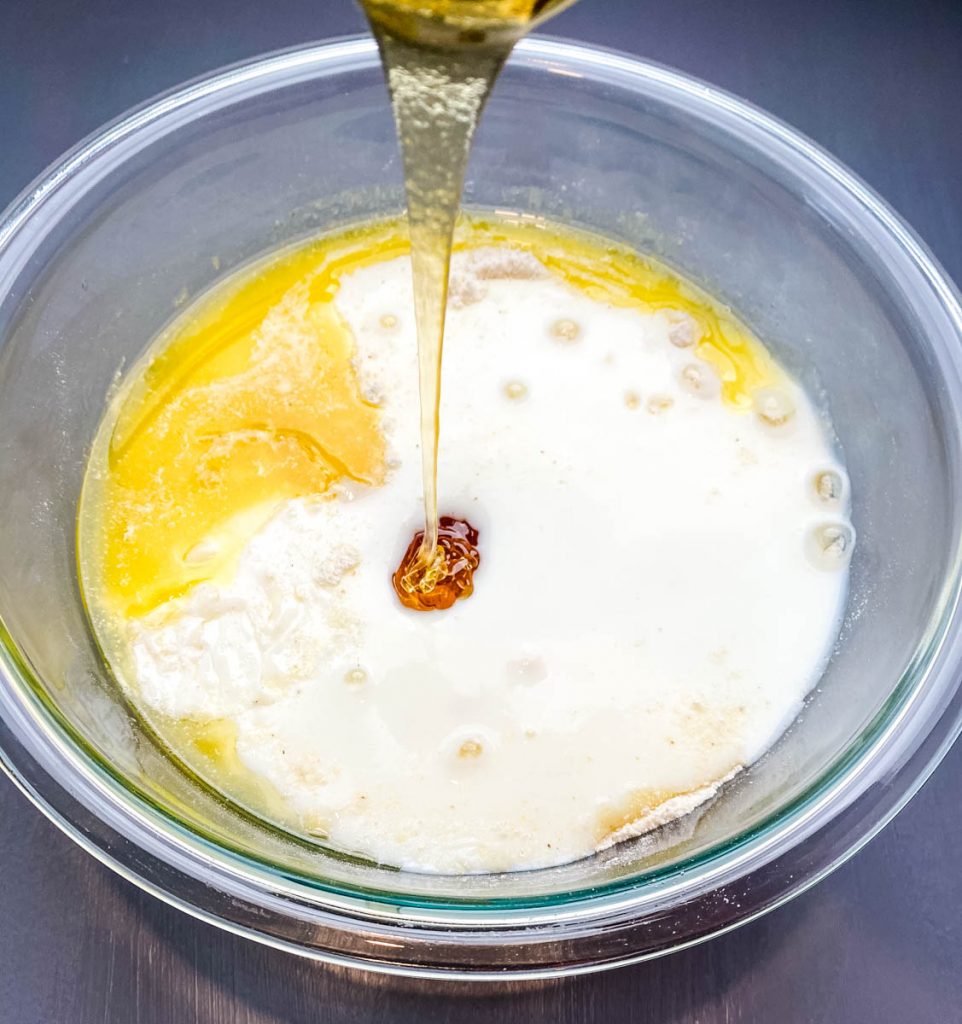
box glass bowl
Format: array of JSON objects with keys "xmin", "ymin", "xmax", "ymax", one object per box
[{"xmin": 1, "ymin": 36, "xmax": 962, "ymax": 980}]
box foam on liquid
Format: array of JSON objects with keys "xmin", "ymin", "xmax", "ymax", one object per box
[{"xmin": 79, "ymin": 217, "xmax": 853, "ymax": 873}]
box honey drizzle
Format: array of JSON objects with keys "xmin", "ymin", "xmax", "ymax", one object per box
[
  {"xmin": 392, "ymin": 515, "xmax": 481, "ymax": 611},
  {"xmin": 370, "ymin": 29, "xmax": 504, "ymax": 596},
  {"xmin": 360, "ymin": 0, "xmax": 572, "ymax": 608}
]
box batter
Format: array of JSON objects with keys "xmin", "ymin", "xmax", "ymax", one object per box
[{"xmin": 79, "ymin": 216, "xmax": 853, "ymax": 873}]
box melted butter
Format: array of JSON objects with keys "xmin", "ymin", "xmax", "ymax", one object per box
[
  {"xmin": 82, "ymin": 222, "xmax": 409, "ymax": 619},
  {"xmin": 168, "ymin": 716, "xmax": 300, "ymax": 826}
]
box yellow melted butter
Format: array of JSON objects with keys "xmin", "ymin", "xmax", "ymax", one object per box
[
  {"xmin": 80, "ymin": 212, "xmax": 780, "ymax": 632},
  {"xmin": 82, "ymin": 222, "xmax": 408, "ymax": 619}
]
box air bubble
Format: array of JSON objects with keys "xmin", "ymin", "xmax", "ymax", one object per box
[
  {"xmin": 184, "ymin": 539, "xmax": 219, "ymax": 564},
  {"xmin": 680, "ymin": 362, "xmax": 721, "ymax": 399},
  {"xmin": 551, "ymin": 318, "xmax": 581, "ymax": 343},
  {"xmin": 754, "ymin": 387, "xmax": 795, "ymax": 427},
  {"xmin": 506, "ymin": 655, "xmax": 547, "ymax": 685},
  {"xmin": 503, "ymin": 380, "xmax": 528, "ymax": 400},
  {"xmin": 807, "ymin": 522, "xmax": 855, "ymax": 570},
  {"xmin": 647, "ymin": 394, "xmax": 674, "ymax": 414},
  {"xmin": 458, "ymin": 739, "xmax": 483, "ymax": 758},
  {"xmin": 813, "ymin": 469, "xmax": 845, "ymax": 505},
  {"xmin": 344, "ymin": 667, "xmax": 367, "ymax": 685},
  {"xmin": 379, "ymin": 313, "xmax": 399, "ymax": 330},
  {"xmin": 665, "ymin": 309, "xmax": 699, "ymax": 348}
]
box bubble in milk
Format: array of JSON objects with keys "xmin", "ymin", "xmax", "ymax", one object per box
[
  {"xmin": 506, "ymin": 655, "xmax": 547, "ymax": 685},
  {"xmin": 344, "ymin": 667, "xmax": 368, "ymax": 685},
  {"xmin": 458, "ymin": 739, "xmax": 484, "ymax": 758},
  {"xmin": 664, "ymin": 309, "xmax": 699, "ymax": 348},
  {"xmin": 813, "ymin": 469, "xmax": 845, "ymax": 505},
  {"xmin": 646, "ymin": 394, "xmax": 674, "ymax": 414},
  {"xmin": 503, "ymin": 380, "xmax": 528, "ymax": 401},
  {"xmin": 679, "ymin": 362, "xmax": 721, "ymax": 399},
  {"xmin": 551, "ymin": 318, "xmax": 581, "ymax": 343},
  {"xmin": 183, "ymin": 539, "xmax": 219, "ymax": 564},
  {"xmin": 807, "ymin": 522, "xmax": 855, "ymax": 570},
  {"xmin": 754, "ymin": 387, "xmax": 795, "ymax": 427},
  {"xmin": 379, "ymin": 313, "xmax": 399, "ymax": 330}
]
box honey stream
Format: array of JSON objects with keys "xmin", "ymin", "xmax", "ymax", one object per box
[{"xmin": 360, "ymin": 0, "xmax": 575, "ymax": 608}]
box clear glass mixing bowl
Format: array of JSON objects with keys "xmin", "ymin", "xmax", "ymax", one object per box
[{"xmin": 2, "ymin": 36, "xmax": 962, "ymax": 979}]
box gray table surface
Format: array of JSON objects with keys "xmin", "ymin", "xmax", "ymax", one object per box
[{"xmin": 2, "ymin": 0, "xmax": 962, "ymax": 1020}]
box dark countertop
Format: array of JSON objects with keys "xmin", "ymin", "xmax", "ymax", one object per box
[{"xmin": 2, "ymin": 1, "xmax": 961, "ymax": 1020}]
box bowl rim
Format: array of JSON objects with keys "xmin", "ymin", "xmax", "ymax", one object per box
[{"xmin": 3, "ymin": 33, "xmax": 962, "ymax": 976}]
